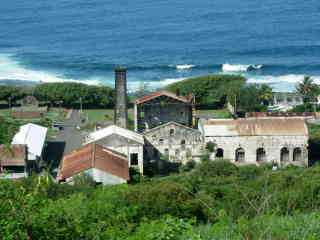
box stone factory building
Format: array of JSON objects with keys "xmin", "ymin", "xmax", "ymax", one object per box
[
  {"xmin": 85, "ymin": 125, "xmax": 145, "ymax": 174},
  {"xmin": 144, "ymin": 122, "xmax": 203, "ymax": 164},
  {"xmin": 134, "ymin": 91, "xmax": 194, "ymax": 133},
  {"xmin": 199, "ymin": 117, "xmax": 309, "ymax": 166}
]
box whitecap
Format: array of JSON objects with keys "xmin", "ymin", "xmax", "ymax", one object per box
[
  {"xmin": 175, "ymin": 64, "xmax": 195, "ymax": 70},
  {"xmin": 222, "ymin": 63, "xmax": 263, "ymax": 72}
]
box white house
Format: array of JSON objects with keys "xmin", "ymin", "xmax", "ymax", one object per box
[{"xmin": 85, "ymin": 125, "xmax": 145, "ymax": 174}]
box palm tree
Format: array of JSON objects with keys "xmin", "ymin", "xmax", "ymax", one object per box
[
  {"xmin": 259, "ymin": 84, "xmax": 273, "ymax": 106},
  {"xmin": 296, "ymin": 76, "xmax": 318, "ymax": 103}
]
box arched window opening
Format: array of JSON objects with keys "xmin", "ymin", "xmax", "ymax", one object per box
[
  {"xmin": 159, "ymin": 139, "xmax": 164, "ymax": 145},
  {"xmin": 216, "ymin": 148, "xmax": 224, "ymax": 158},
  {"xmin": 256, "ymin": 148, "xmax": 266, "ymax": 162},
  {"xmin": 235, "ymin": 148, "xmax": 245, "ymax": 163},
  {"xmin": 293, "ymin": 148, "xmax": 302, "ymax": 162},
  {"xmin": 169, "ymin": 129, "xmax": 175, "ymax": 136},
  {"xmin": 280, "ymin": 147, "xmax": 290, "ymax": 163}
]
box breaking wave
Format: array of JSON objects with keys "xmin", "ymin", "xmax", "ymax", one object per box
[
  {"xmin": 0, "ymin": 54, "xmax": 100, "ymax": 85},
  {"xmin": 175, "ymin": 64, "xmax": 195, "ymax": 70},
  {"xmin": 222, "ymin": 63, "xmax": 263, "ymax": 72}
]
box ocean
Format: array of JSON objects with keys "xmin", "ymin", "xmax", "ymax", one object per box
[{"xmin": 0, "ymin": 0, "xmax": 320, "ymax": 92}]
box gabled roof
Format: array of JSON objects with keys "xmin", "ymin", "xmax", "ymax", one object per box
[
  {"xmin": 144, "ymin": 121, "xmax": 200, "ymax": 134},
  {"xmin": 58, "ymin": 143, "xmax": 129, "ymax": 181},
  {"xmin": 12, "ymin": 123, "xmax": 47, "ymax": 160},
  {"xmin": 0, "ymin": 144, "xmax": 27, "ymax": 167},
  {"xmin": 135, "ymin": 91, "xmax": 192, "ymax": 105},
  {"xmin": 200, "ymin": 117, "xmax": 308, "ymax": 137},
  {"xmin": 86, "ymin": 125, "xmax": 144, "ymax": 145}
]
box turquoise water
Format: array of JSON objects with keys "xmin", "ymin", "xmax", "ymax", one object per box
[{"xmin": 0, "ymin": 0, "xmax": 320, "ymax": 91}]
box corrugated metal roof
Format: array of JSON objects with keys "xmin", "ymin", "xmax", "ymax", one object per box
[
  {"xmin": 201, "ymin": 117, "xmax": 308, "ymax": 137},
  {"xmin": 11, "ymin": 123, "xmax": 47, "ymax": 160},
  {"xmin": 58, "ymin": 143, "xmax": 129, "ymax": 181},
  {"xmin": 135, "ymin": 91, "xmax": 192, "ymax": 105},
  {"xmin": 86, "ymin": 125, "xmax": 144, "ymax": 145}
]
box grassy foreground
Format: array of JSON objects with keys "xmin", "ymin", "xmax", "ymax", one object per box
[{"xmin": 1, "ymin": 160, "xmax": 320, "ymax": 239}]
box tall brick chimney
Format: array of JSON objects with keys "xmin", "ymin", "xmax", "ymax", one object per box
[{"xmin": 114, "ymin": 67, "xmax": 128, "ymax": 129}]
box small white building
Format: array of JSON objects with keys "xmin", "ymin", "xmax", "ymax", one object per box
[
  {"xmin": 11, "ymin": 123, "xmax": 48, "ymax": 162},
  {"xmin": 199, "ymin": 117, "xmax": 309, "ymax": 166},
  {"xmin": 85, "ymin": 125, "xmax": 145, "ymax": 174}
]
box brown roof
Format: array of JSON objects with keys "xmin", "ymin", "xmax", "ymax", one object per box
[
  {"xmin": 202, "ymin": 117, "xmax": 308, "ymax": 136},
  {"xmin": 246, "ymin": 112, "xmax": 316, "ymax": 118},
  {"xmin": 58, "ymin": 144, "xmax": 129, "ymax": 181},
  {"xmin": 135, "ymin": 91, "xmax": 192, "ymax": 105},
  {"xmin": 0, "ymin": 144, "xmax": 27, "ymax": 167}
]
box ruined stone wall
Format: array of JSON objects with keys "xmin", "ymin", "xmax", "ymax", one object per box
[
  {"xmin": 144, "ymin": 123, "xmax": 203, "ymax": 164},
  {"xmin": 204, "ymin": 135, "xmax": 308, "ymax": 166},
  {"xmin": 136, "ymin": 99, "xmax": 192, "ymax": 132}
]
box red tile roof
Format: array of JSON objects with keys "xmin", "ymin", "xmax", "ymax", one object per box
[
  {"xmin": 0, "ymin": 144, "xmax": 27, "ymax": 167},
  {"xmin": 135, "ymin": 90, "xmax": 192, "ymax": 105},
  {"xmin": 58, "ymin": 144, "xmax": 129, "ymax": 181}
]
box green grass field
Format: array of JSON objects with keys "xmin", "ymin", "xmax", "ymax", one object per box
[{"xmin": 197, "ymin": 108, "xmax": 232, "ymax": 118}]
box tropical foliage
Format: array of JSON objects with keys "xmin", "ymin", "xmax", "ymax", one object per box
[
  {"xmin": 34, "ymin": 82, "xmax": 115, "ymax": 108},
  {"xmin": 2, "ymin": 160, "xmax": 320, "ymax": 239},
  {"xmin": 296, "ymin": 76, "xmax": 319, "ymax": 104},
  {"xmin": 166, "ymin": 75, "xmax": 246, "ymax": 107}
]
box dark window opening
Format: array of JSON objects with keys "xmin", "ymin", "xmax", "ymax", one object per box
[
  {"xmin": 170, "ymin": 129, "xmax": 175, "ymax": 136},
  {"xmin": 216, "ymin": 148, "xmax": 224, "ymax": 158},
  {"xmin": 293, "ymin": 148, "xmax": 302, "ymax": 162},
  {"xmin": 130, "ymin": 153, "xmax": 139, "ymax": 165},
  {"xmin": 280, "ymin": 147, "xmax": 290, "ymax": 163},
  {"xmin": 235, "ymin": 148, "xmax": 245, "ymax": 162}
]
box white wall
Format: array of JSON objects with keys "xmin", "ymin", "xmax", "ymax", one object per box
[{"xmin": 204, "ymin": 135, "xmax": 308, "ymax": 166}]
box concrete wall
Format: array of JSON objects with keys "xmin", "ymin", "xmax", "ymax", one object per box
[
  {"xmin": 144, "ymin": 123, "xmax": 203, "ymax": 164},
  {"xmin": 204, "ymin": 135, "xmax": 308, "ymax": 166},
  {"xmin": 67, "ymin": 168, "xmax": 127, "ymax": 185}
]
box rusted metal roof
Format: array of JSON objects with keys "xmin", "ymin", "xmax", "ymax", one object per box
[
  {"xmin": 200, "ymin": 117, "xmax": 309, "ymax": 136},
  {"xmin": 135, "ymin": 90, "xmax": 192, "ymax": 105},
  {"xmin": 58, "ymin": 144, "xmax": 129, "ymax": 181},
  {"xmin": 0, "ymin": 144, "xmax": 27, "ymax": 167}
]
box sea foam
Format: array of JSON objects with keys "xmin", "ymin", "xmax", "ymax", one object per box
[
  {"xmin": 175, "ymin": 64, "xmax": 195, "ymax": 70},
  {"xmin": 0, "ymin": 54, "xmax": 100, "ymax": 85},
  {"xmin": 222, "ymin": 63, "xmax": 263, "ymax": 72}
]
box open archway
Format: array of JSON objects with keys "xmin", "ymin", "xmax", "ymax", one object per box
[
  {"xmin": 280, "ymin": 147, "xmax": 290, "ymax": 163},
  {"xmin": 215, "ymin": 148, "xmax": 224, "ymax": 158},
  {"xmin": 293, "ymin": 148, "xmax": 302, "ymax": 162},
  {"xmin": 235, "ymin": 148, "xmax": 245, "ymax": 163},
  {"xmin": 256, "ymin": 148, "xmax": 266, "ymax": 162}
]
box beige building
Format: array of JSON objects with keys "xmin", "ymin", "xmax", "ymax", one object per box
[
  {"xmin": 199, "ymin": 117, "xmax": 309, "ymax": 166},
  {"xmin": 144, "ymin": 122, "xmax": 203, "ymax": 164}
]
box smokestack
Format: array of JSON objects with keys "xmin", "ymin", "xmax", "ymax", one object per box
[{"xmin": 114, "ymin": 67, "xmax": 128, "ymax": 129}]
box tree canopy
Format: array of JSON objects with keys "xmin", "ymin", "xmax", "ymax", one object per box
[
  {"xmin": 34, "ymin": 82, "xmax": 115, "ymax": 108},
  {"xmin": 165, "ymin": 75, "xmax": 246, "ymax": 107}
]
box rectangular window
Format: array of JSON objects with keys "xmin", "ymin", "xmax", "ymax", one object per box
[{"xmin": 130, "ymin": 153, "xmax": 139, "ymax": 165}]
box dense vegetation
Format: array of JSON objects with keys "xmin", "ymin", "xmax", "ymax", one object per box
[
  {"xmin": 2, "ymin": 160, "xmax": 320, "ymax": 239},
  {"xmin": 0, "ymin": 83, "xmax": 115, "ymax": 108},
  {"xmin": 34, "ymin": 83, "xmax": 115, "ymax": 108},
  {"xmin": 166, "ymin": 75, "xmax": 246, "ymax": 107}
]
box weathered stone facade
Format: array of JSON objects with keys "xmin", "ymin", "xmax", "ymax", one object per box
[
  {"xmin": 144, "ymin": 122, "xmax": 203, "ymax": 164},
  {"xmin": 114, "ymin": 68, "xmax": 128, "ymax": 129},
  {"xmin": 199, "ymin": 118, "xmax": 309, "ymax": 166},
  {"xmin": 134, "ymin": 91, "xmax": 193, "ymax": 132}
]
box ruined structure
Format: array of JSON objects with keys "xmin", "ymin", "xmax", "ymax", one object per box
[
  {"xmin": 144, "ymin": 122, "xmax": 203, "ymax": 164},
  {"xmin": 134, "ymin": 91, "xmax": 193, "ymax": 132},
  {"xmin": 114, "ymin": 67, "xmax": 128, "ymax": 129},
  {"xmin": 199, "ymin": 117, "xmax": 309, "ymax": 166}
]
